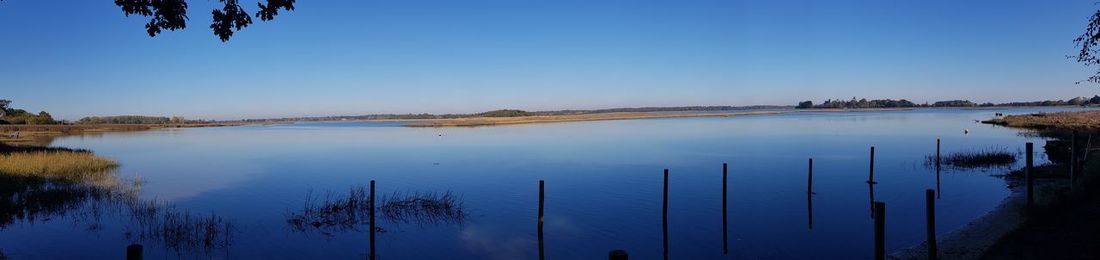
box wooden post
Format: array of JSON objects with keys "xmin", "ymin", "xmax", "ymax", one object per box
[
  {"xmin": 722, "ymin": 163, "xmax": 728, "ymax": 255},
  {"xmin": 867, "ymin": 146, "xmax": 876, "ymax": 184},
  {"xmin": 807, "ymin": 158, "xmax": 813, "ymax": 194},
  {"xmin": 369, "ymin": 180, "xmax": 376, "ymax": 260},
  {"xmin": 126, "ymin": 244, "xmax": 143, "ymax": 260},
  {"xmin": 873, "ymin": 202, "xmax": 886, "ymax": 260},
  {"xmin": 925, "ymin": 189, "xmax": 937, "ymax": 260},
  {"xmin": 1026, "ymin": 143, "xmax": 1034, "ymax": 208},
  {"xmin": 936, "ymin": 139, "xmax": 941, "ymax": 199},
  {"xmin": 663, "ymin": 168, "xmax": 670, "ymax": 260},
  {"xmin": 609, "ymin": 250, "xmax": 629, "ymax": 260},
  {"xmin": 538, "ymin": 180, "xmax": 545, "ymax": 260}
]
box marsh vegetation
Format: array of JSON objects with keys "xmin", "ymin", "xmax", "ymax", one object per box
[
  {"xmin": 0, "ymin": 143, "xmax": 234, "ymax": 257},
  {"xmin": 926, "ymin": 147, "xmax": 1018, "ymax": 170},
  {"xmin": 286, "ymin": 186, "xmax": 465, "ymax": 237}
]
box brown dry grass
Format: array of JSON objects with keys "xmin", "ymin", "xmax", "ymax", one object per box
[
  {"xmin": 0, "ymin": 151, "xmax": 119, "ymax": 181},
  {"xmin": 982, "ymin": 111, "xmax": 1100, "ymax": 130},
  {"xmin": 403, "ymin": 111, "xmax": 784, "ymax": 127},
  {"xmin": 0, "ymin": 123, "xmax": 249, "ymax": 144}
]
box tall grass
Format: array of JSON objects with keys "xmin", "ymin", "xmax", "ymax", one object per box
[{"xmin": 0, "ymin": 151, "xmax": 118, "ymax": 181}]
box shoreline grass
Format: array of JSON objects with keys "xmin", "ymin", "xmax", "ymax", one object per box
[
  {"xmin": 0, "ymin": 123, "xmax": 251, "ymax": 144},
  {"xmin": 981, "ymin": 110, "xmax": 1100, "ymax": 130},
  {"xmin": 0, "ymin": 150, "xmax": 119, "ymax": 181}
]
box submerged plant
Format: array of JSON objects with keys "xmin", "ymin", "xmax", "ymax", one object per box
[
  {"xmin": 379, "ymin": 190, "xmax": 465, "ymax": 227},
  {"xmin": 123, "ymin": 199, "xmax": 234, "ymax": 256},
  {"xmin": 286, "ymin": 186, "xmax": 466, "ymax": 237}
]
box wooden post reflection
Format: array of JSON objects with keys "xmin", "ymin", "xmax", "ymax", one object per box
[
  {"xmin": 807, "ymin": 158, "xmax": 813, "ymax": 230},
  {"xmin": 868, "ymin": 182, "xmax": 876, "ymax": 219}
]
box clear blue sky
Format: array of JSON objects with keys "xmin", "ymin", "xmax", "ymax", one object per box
[{"xmin": 1, "ymin": 0, "xmax": 1098, "ymax": 120}]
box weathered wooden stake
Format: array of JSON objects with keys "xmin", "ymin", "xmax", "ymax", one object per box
[
  {"xmin": 722, "ymin": 163, "xmax": 728, "ymax": 255},
  {"xmin": 873, "ymin": 202, "xmax": 886, "ymax": 260},
  {"xmin": 867, "ymin": 146, "xmax": 877, "ymax": 184},
  {"xmin": 807, "ymin": 158, "xmax": 814, "ymax": 194},
  {"xmin": 1026, "ymin": 143, "xmax": 1034, "ymax": 208},
  {"xmin": 936, "ymin": 138, "xmax": 941, "ymax": 165},
  {"xmin": 609, "ymin": 249, "xmax": 629, "ymax": 260},
  {"xmin": 925, "ymin": 189, "xmax": 937, "ymax": 260},
  {"xmin": 126, "ymin": 244, "xmax": 143, "ymax": 260},
  {"xmin": 663, "ymin": 168, "xmax": 670, "ymax": 260},
  {"xmin": 369, "ymin": 180, "xmax": 376, "ymax": 260},
  {"xmin": 538, "ymin": 180, "xmax": 545, "ymax": 260}
]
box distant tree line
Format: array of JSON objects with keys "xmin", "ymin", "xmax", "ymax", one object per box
[
  {"xmin": 475, "ymin": 109, "xmax": 532, "ymax": 117},
  {"xmin": 0, "ymin": 99, "xmax": 57, "ymax": 125},
  {"xmin": 796, "ymin": 96, "xmax": 1100, "ymax": 109},
  {"xmin": 797, "ymin": 98, "xmax": 917, "ymax": 109},
  {"xmin": 77, "ymin": 116, "xmax": 189, "ymax": 125}
]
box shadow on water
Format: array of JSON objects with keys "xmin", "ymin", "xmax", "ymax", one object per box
[
  {"xmin": 0, "ymin": 167, "xmax": 234, "ymax": 257},
  {"xmin": 285, "ymin": 186, "xmax": 466, "ymax": 237}
]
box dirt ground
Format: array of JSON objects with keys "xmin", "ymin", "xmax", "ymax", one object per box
[{"xmin": 979, "ymin": 178, "xmax": 1100, "ymax": 259}]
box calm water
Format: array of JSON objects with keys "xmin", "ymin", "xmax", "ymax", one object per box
[{"xmin": 1, "ymin": 108, "xmax": 1091, "ymax": 259}]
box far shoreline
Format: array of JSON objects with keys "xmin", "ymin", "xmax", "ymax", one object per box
[{"xmin": 397, "ymin": 110, "xmax": 787, "ymax": 127}]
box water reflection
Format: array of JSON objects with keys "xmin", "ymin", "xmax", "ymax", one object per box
[
  {"xmin": 285, "ymin": 186, "xmax": 466, "ymax": 237},
  {"xmin": 27, "ymin": 107, "xmax": 1096, "ymax": 258},
  {"xmin": 868, "ymin": 183, "xmax": 876, "ymax": 219},
  {"xmin": 0, "ymin": 170, "xmax": 234, "ymax": 257},
  {"xmin": 122, "ymin": 199, "xmax": 234, "ymax": 256}
]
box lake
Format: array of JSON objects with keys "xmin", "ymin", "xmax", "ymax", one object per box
[{"xmin": 1, "ymin": 107, "xmax": 1091, "ymax": 259}]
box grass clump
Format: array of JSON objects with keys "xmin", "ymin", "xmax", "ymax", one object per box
[{"xmin": 926, "ymin": 146, "xmax": 1017, "ymax": 170}]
